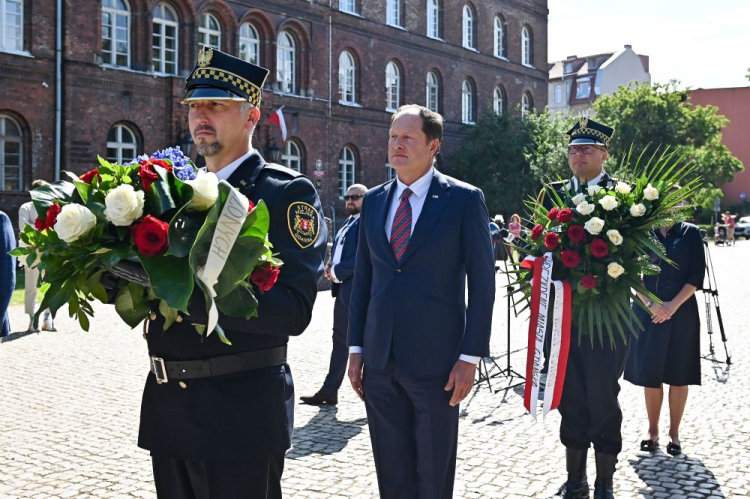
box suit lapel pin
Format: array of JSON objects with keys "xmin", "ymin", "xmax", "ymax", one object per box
[{"xmin": 432, "ymin": 195, "xmax": 439, "ymax": 199}]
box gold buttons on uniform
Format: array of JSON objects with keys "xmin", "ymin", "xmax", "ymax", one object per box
[{"xmin": 179, "ymin": 381, "xmax": 187, "ymax": 389}]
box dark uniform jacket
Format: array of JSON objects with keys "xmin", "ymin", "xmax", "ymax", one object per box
[
  {"xmin": 330, "ymin": 216, "xmax": 360, "ymax": 307},
  {"xmin": 137, "ymin": 151, "xmax": 327, "ymax": 461},
  {"xmin": 0, "ymin": 211, "xmax": 16, "ymax": 338}
]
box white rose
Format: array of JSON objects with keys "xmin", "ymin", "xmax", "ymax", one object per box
[
  {"xmin": 186, "ymin": 170, "xmax": 220, "ymax": 211},
  {"xmin": 643, "ymin": 183, "xmax": 659, "ymax": 201},
  {"xmin": 571, "ymin": 193, "xmax": 586, "ymax": 206},
  {"xmin": 104, "ymin": 184, "xmax": 145, "ymax": 226},
  {"xmin": 607, "ymin": 262, "xmax": 626, "ymax": 279},
  {"xmin": 576, "ymin": 201, "xmax": 595, "ymax": 216},
  {"xmin": 584, "ymin": 217, "xmax": 605, "ymax": 235},
  {"xmin": 615, "ymin": 182, "xmax": 632, "ymax": 195},
  {"xmin": 54, "ymin": 204, "xmax": 97, "ymax": 243},
  {"xmin": 630, "ymin": 203, "xmax": 647, "ymax": 217},
  {"xmin": 598, "ymin": 195, "xmax": 619, "ymax": 211},
  {"xmin": 586, "ymin": 185, "xmax": 602, "ymax": 197},
  {"xmin": 606, "ymin": 229, "xmax": 624, "ymax": 246}
]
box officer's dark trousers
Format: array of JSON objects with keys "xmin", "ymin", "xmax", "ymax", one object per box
[
  {"xmin": 152, "ymin": 453, "xmax": 285, "ymax": 499},
  {"xmin": 558, "ymin": 335, "xmax": 628, "ymax": 455},
  {"xmin": 320, "ymin": 294, "xmax": 349, "ymax": 395},
  {"xmin": 363, "ymin": 359, "xmax": 459, "ymax": 499}
]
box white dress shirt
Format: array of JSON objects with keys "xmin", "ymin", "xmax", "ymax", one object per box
[
  {"xmin": 350, "ymin": 167, "xmax": 480, "ymax": 365},
  {"xmin": 17, "ymin": 201, "xmax": 38, "ymax": 248},
  {"xmin": 213, "ymin": 150, "xmax": 254, "ymax": 181},
  {"xmin": 329, "ymin": 214, "xmax": 360, "ymax": 283},
  {"xmin": 567, "ymin": 170, "xmax": 606, "ymax": 191}
]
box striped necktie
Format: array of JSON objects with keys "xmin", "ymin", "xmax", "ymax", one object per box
[{"xmin": 390, "ymin": 188, "xmax": 413, "ymax": 262}]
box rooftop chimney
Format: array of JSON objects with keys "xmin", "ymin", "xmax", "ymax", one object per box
[
  {"xmin": 566, "ymin": 55, "xmax": 577, "ymax": 60},
  {"xmin": 624, "ymin": 44, "xmax": 632, "ymax": 50}
]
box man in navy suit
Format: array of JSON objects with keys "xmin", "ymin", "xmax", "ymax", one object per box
[
  {"xmin": 1, "ymin": 210, "xmax": 16, "ymax": 338},
  {"xmin": 347, "ymin": 105, "xmax": 495, "ymax": 498},
  {"xmin": 301, "ymin": 183, "xmax": 367, "ymax": 405}
]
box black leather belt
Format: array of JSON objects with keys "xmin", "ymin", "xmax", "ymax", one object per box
[{"xmin": 149, "ymin": 346, "xmax": 287, "ymax": 384}]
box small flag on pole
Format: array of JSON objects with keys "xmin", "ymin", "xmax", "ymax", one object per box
[{"xmin": 269, "ymin": 106, "xmax": 287, "ymax": 143}]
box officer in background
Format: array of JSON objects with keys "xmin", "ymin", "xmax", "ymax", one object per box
[
  {"xmin": 541, "ymin": 118, "xmax": 626, "ymax": 499},
  {"xmin": 130, "ymin": 46, "xmax": 326, "ymax": 498},
  {"xmin": 301, "ymin": 183, "xmax": 367, "ymax": 405}
]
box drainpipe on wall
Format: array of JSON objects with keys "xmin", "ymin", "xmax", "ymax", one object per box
[{"xmin": 54, "ymin": 0, "xmax": 63, "ymax": 181}]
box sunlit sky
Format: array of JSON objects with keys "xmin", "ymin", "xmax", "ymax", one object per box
[{"xmin": 548, "ymin": 0, "xmax": 750, "ymax": 89}]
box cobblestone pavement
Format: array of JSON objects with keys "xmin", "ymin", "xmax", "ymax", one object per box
[{"xmin": 1, "ymin": 240, "xmax": 748, "ymax": 498}]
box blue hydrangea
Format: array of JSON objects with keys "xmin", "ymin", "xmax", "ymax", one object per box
[{"xmin": 151, "ymin": 146, "xmax": 197, "ymax": 181}]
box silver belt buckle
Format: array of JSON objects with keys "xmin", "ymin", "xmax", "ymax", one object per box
[{"xmin": 150, "ymin": 356, "xmax": 168, "ymax": 384}]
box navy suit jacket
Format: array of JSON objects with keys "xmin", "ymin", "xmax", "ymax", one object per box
[
  {"xmin": 1, "ymin": 211, "xmax": 16, "ymax": 337},
  {"xmin": 331, "ymin": 216, "xmax": 360, "ymax": 307},
  {"xmin": 347, "ymin": 170, "xmax": 495, "ymax": 376}
]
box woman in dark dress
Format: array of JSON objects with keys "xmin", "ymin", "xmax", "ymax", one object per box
[{"xmin": 624, "ymin": 220, "xmax": 706, "ymax": 456}]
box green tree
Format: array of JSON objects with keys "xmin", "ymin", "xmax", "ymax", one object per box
[{"xmin": 524, "ymin": 109, "xmax": 573, "ymax": 182}]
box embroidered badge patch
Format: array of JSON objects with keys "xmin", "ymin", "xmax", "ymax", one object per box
[{"xmin": 287, "ymin": 202, "xmax": 320, "ymax": 249}]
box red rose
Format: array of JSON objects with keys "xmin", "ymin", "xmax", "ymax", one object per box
[
  {"xmin": 580, "ymin": 274, "xmax": 598, "ymax": 289},
  {"xmin": 567, "ymin": 225, "xmax": 587, "ymax": 244},
  {"xmin": 131, "ymin": 215, "xmax": 169, "ymax": 257},
  {"xmin": 544, "ymin": 232, "xmax": 560, "ymax": 250},
  {"xmin": 247, "ymin": 200, "xmax": 256, "ymax": 213},
  {"xmin": 137, "ymin": 163, "xmax": 161, "ymax": 193},
  {"xmin": 148, "ymin": 159, "xmax": 172, "ymax": 171},
  {"xmin": 251, "ymin": 262, "xmax": 280, "ymax": 293},
  {"xmin": 531, "ymin": 224, "xmax": 544, "ymax": 240},
  {"xmin": 557, "ymin": 208, "xmax": 574, "ymax": 223},
  {"xmin": 80, "ymin": 168, "xmax": 102, "ymax": 184},
  {"xmin": 589, "ymin": 238, "xmax": 610, "ymax": 258},
  {"xmin": 547, "ymin": 207, "xmax": 560, "ymax": 221},
  {"xmin": 35, "ymin": 203, "xmax": 62, "ymax": 231},
  {"xmin": 560, "ymin": 250, "xmax": 581, "ymax": 268}
]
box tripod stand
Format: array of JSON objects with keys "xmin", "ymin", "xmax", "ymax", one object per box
[{"xmin": 701, "ymin": 239, "xmax": 731, "ymax": 365}]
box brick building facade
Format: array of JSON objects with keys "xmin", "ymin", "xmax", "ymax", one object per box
[{"xmin": 0, "ymin": 0, "xmax": 548, "ymax": 227}]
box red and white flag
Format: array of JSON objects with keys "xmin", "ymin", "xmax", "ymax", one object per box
[{"xmin": 268, "ymin": 106, "xmax": 287, "ymax": 143}]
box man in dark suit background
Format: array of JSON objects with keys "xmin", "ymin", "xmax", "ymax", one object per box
[
  {"xmin": 347, "ymin": 105, "xmax": 495, "ymax": 498},
  {"xmin": 0, "ymin": 209, "xmax": 16, "ymax": 338},
  {"xmin": 301, "ymin": 183, "xmax": 367, "ymax": 405}
]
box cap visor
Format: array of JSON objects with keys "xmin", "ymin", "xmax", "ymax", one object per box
[
  {"xmin": 182, "ymin": 87, "xmax": 250, "ymax": 103},
  {"xmin": 569, "ymin": 137, "xmax": 606, "ymax": 146}
]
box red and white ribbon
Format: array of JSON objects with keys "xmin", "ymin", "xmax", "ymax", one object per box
[{"xmin": 521, "ymin": 253, "xmax": 572, "ymax": 418}]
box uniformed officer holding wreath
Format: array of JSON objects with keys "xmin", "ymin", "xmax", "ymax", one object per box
[{"xmin": 135, "ymin": 46, "xmax": 326, "ymax": 498}]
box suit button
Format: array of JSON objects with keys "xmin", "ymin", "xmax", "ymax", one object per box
[{"xmin": 396, "ymin": 269, "xmax": 402, "ymax": 274}]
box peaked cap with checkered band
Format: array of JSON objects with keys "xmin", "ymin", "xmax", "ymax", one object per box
[
  {"xmin": 183, "ymin": 46, "xmax": 269, "ymax": 107},
  {"xmin": 566, "ymin": 117, "xmax": 615, "ymax": 147}
]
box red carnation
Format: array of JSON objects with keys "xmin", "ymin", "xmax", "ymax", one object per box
[
  {"xmin": 131, "ymin": 215, "xmax": 169, "ymax": 257},
  {"xmin": 531, "ymin": 224, "xmax": 544, "ymax": 240},
  {"xmin": 247, "ymin": 200, "xmax": 256, "ymax": 213},
  {"xmin": 80, "ymin": 168, "xmax": 102, "ymax": 184},
  {"xmin": 557, "ymin": 208, "xmax": 574, "ymax": 223},
  {"xmin": 251, "ymin": 262, "xmax": 280, "ymax": 293},
  {"xmin": 589, "ymin": 238, "xmax": 610, "ymax": 258},
  {"xmin": 547, "ymin": 207, "xmax": 560, "ymax": 221},
  {"xmin": 544, "ymin": 232, "xmax": 560, "ymax": 250},
  {"xmin": 35, "ymin": 203, "xmax": 62, "ymax": 231},
  {"xmin": 580, "ymin": 274, "xmax": 598, "ymax": 289},
  {"xmin": 560, "ymin": 250, "xmax": 581, "ymax": 268},
  {"xmin": 567, "ymin": 225, "xmax": 587, "ymax": 244}
]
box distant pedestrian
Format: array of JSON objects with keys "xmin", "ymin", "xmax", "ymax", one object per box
[
  {"xmin": 722, "ymin": 211, "xmax": 736, "ymax": 246},
  {"xmin": 508, "ymin": 213, "xmax": 522, "ymax": 238},
  {"xmin": 1, "ymin": 209, "xmax": 16, "ymax": 338}
]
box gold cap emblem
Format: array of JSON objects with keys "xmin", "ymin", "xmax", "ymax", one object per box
[
  {"xmin": 579, "ymin": 117, "xmax": 588, "ymax": 128},
  {"xmin": 197, "ymin": 46, "xmax": 213, "ymax": 68}
]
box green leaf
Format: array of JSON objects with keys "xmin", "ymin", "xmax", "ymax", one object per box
[
  {"xmin": 145, "ymin": 166, "xmax": 178, "ymax": 217},
  {"xmin": 158, "ymin": 299, "xmax": 179, "ymax": 331},
  {"xmin": 139, "ymin": 254, "xmax": 193, "ymax": 313},
  {"xmin": 216, "ymin": 284, "xmax": 259, "ymax": 319},
  {"xmin": 115, "ymin": 282, "xmax": 151, "ymax": 328},
  {"xmin": 31, "ymin": 180, "xmax": 77, "ymax": 220},
  {"xmin": 87, "ymin": 270, "xmax": 109, "ymax": 303},
  {"xmin": 78, "ymin": 309, "xmax": 90, "ymax": 331},
  {"xmin": 168, "ymin": 208, "xmax": 205, "ymax": 258}
]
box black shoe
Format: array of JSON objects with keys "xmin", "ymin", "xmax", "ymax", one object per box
[
  {"xmin": 639, "ymin": 439, "xmax": 658, "ymax": 453},
  {"xmin": 666, "ymin": 441, "xmax": 682, "ymax": 456},
  {"xmin": 593, "ymin": 452, "xmax": 617, "ymax": 499},
  {"xmin": 550, "ymin": 481, "xmax": 590, "ymax": 499},
  {"xmin": 549, "ymin": 448, "xmax": 589, "ymax": 499},
  {"xmin": 299, "ymin": 392, "xmax": 338, "ymax": 405}
]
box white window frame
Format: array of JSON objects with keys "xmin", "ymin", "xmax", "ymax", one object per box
[
  {"xmin": 239, "ymin": 23, "xmax": 260, "ymax": 65},
  {"xmin": 576, "ymin": 79, "xmax": 591, "ymax": 99},
  {"xmin": 199, "ymin": 13, "xmax": 221, "ymax": 50},
  {"xmin": 555, "ymin": 84, "xmax": 562, "ymax": 103},
  {"xmin": 106, "ymin": 124, "xmax": 138, "ymax": 164},
  {"xmin": 521, "ymin": 92, "xmax": 532, "ymax": 119},
  {"xmin": 0, "ymin": 114, "xmax": 22, "ymax": 191},
  {"xmin": 494, "ymin": 16, "xmax": 505, "ymax": 58},
  {"xmin": 102, "ymin": 0, "xmax": 131, "ymax": 68},
  {"xmin": 340, "ymin": 0, "xmax": 356, "ymax": 14},
  {"xmin": 385, "ymin": 61, "xmax": 401, "ymax": 111},
  {"xmin": 462, "ymin": 5, "xmax": 475, "ymax": 50},
  {"xmin": 387, "ymin": 0, "xmax": 402, "ymax": 27},
  {"xmin": 426, "ymin": 71, "xmax": 439, "ymax": 113},
  {"xmin": 0, "ymin": 0, "xmax": 23, "ymax": 52},
  {"xmin": 277, "ymin": 31, "xmax": 296, "ymax": 94},
  {"xmin": 338, "ymin": 146, "xmax": 356, "ymax": 199},
  {"xmin": 462, "ymin": 80, "xmax": 475, "ymax": 124},
  {"xmin": 339, "ymin": 50, "xmax": 356, "ymax": 104},
  {"xmin": 427, "ymin": 0, "xmax": 440, "ymax": 39},
  {"xmin": 152, "ymin": 2, "xmax": 178, "ymax": 75},
  {"xmin": 493, "ymin": 87, "xmax": 505, "ymax": 115},
  {"xmin": 282, "ymin": 140, "xmax": 302, "ymax": 172},
  {"xmin": 522, "ymin": 26, "xmax": 532, "ymax": 67}
]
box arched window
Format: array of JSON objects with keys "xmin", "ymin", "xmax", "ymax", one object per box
[
  {"xmin": 493, "ymin": 86, "xmax": 506, "ymax": 115},
  {"xmin": 462, "ymin": 4, "xmax": 475, "ymax": 50},
  {"xmin": 426, "ymin": 71, "xmax": 440, "ymax": 113},
  {"xmin": 1, "ymin": 0, "xmax": 23, "ymax": 51},
  {"xmin": 461, "ymin": 80, "xmax": 475, "ymax": 124},
  {"xmin": 427, "ymin": 0, "xmax": 440, "ymax": 39},
  {"xmin": 0, "ymin": 115, "xmax": 22, "ymax": 191},
  {"xmin": 385, "ymin": 61, "xmax": 401, "ymax": 111},
  {"xmin": 199, "ymin": 13, "xmax": 221, "ymax": 50},
  {"xmin": 152, "ymin": 3, "xmax": 178, "ymax": 75},
  {"xmin": 277, "ymin": 31, "xmax": 296, "ymax": 94},
  {"xmin": 102, "ymin": 0, "xmax": 130, "ymax": 67},
  {"xmin": 387, "ymin": 0, "xmax": 402, "ymax": 27},
  {"xmin": 494, "ymin": 16, "xmax": 506, "ymax": 58},
  {"xmin": 339, "ymin": 50, "xmax": 356, "ymax": 104},
  {"xmin": 521, "ymin": 92, "xmax": 533, "ymax": 119},
  {"xmin": 522, "ymin": 26, "xmax": 533, "ymax": 66},
  {"xmin": 239, "ymin": 23, "xmax": 260, "ymax": 65},
  {"xmin": 338, "ymin": 146, "xmax": 356, "ymax": 198},
  {"xmin": 282, "ymin": 140, "xmax": 303, "ymax": 173},
  {"xmin": 106, "ymin": 124, "xmax": 138, "ymax": 164}
]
